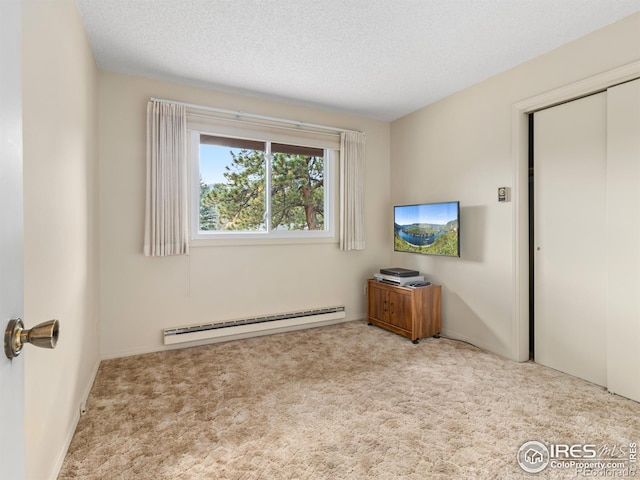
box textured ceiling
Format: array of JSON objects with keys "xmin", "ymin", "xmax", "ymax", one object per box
[{"xmin": 76, "ymin": 0, "xmax": 640, "ymax": 121}]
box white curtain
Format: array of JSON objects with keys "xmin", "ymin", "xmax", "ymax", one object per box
[
  {"xmin": 339, "ymin": 131, "xmax": 366, "ymax": 251},
  {"xmin": 144, "ymin": 100, "xmax": 189, "ymax": 257}
]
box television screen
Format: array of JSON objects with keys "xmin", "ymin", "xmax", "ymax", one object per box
[{"xmin": 394, "ymin": 201, "xmax": 460, "ymax": 257}]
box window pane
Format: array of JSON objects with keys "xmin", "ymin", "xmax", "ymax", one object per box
[
  {"xmin": 270, "ymin": 149, "xmax": 324, "ymax": 231},
  {"xmin": 199, "ymin": 138, "xmax": 266, "ymax": 231}
]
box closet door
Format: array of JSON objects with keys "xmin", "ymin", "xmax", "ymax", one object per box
[
  {"xmin": 534, "ymin": 92, "xmax": 607, "ymax": 387},
  {"xmin": 606, "ymin": 79, "xmax": 640, "ymax": 402}
]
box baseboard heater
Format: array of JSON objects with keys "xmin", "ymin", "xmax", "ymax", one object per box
[{"xmin": 163, "ymin": 306, "xmax": 346, "ymax": 345}]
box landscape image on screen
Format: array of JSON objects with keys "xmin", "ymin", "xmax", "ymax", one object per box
[{"xmin": 394, "ymin": 202, "xmax": 459, "ymax": 256}]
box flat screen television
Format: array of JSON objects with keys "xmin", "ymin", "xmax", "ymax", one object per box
[{"xmin": 394, "ymin": 201, "xmax": 460, "ymax": 257}]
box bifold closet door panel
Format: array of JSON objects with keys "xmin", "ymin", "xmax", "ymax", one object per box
[
  {"xmin": 606, "ymin": 78, "xmax": 640, "ymax": 403},
  {"xmin": 533, "ymin": 92, "xmax": 607, "ymax": 387}
]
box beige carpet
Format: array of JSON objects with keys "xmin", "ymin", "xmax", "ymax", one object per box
[{"xmin": 58, "ymin": 321, "xmax": 639, "ymax": 479}]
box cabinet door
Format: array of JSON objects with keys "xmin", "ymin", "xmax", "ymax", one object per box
[
  {"xmin": 367, "ymin": 283, "xmax": 388, "ymax": 322},
  {"xmin": 387, "ymin": 290, "xmax": 412, "ymax": 331}
]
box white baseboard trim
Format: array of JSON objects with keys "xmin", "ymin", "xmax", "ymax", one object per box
[{"xmin": 49, "ymin": 358, "xmax": 101, "ymax": 480}]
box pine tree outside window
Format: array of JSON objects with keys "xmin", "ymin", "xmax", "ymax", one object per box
[{"xmin": 191, "ymin": 132, "xmax": 334, "ymax": 240}]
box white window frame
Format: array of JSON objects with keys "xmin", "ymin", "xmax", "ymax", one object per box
[{"xmin": 189, "ymin": 130, "xmax": 336, "ymax": 244}]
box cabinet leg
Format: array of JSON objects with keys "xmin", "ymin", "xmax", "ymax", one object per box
[
  {"xmin": 367, "ymin": 322, "xmax": 373, "ymax": 326},
  {"xmin": 433, "ymin": 334, "xmax": 441, "ymax": 338},
  {"xmin": 412, "ymin": 339, "xmax": 419, "ymax": 344}
]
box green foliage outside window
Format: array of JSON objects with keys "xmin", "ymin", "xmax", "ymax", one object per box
[{"xmin": 200, "ymin": 148, "xmax": 324, "ymax": 232}]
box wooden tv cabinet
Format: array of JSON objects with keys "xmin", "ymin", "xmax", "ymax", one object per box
[{"xmin": 367, "ymin": 279, "xmax": 441, "ymax": 344}]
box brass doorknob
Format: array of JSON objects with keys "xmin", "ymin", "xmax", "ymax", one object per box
[{"xmin": 4, "ymin": 318, "xmax": 59, "ymax": 359}]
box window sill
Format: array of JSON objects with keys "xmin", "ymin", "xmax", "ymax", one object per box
[{"xmin": 190, "ymin": 235, "xmax": 338, "ymax": 248}]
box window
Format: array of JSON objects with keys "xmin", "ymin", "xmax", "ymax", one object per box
[{"xmin": 191, "ymin": 132, "xmax": 334, "ymax": 240}]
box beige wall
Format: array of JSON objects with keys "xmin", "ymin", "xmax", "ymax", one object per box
[
  {"xmin": 390, "ymin": 13, "xmax": 640, "ymax": 359},
  {"xmin": 22, "ymin": 1, "xmax": 100, "ymax": 479},
  {"xmin": 98, "ymin": 72, "xmax": 390, "ymax": 358}
]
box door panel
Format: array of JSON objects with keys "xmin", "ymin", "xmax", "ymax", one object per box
[
  {"xmin": 606, "ymin": 79, "xmax": 640, "ymax": 402},
  {"xmin": 368, "ymin": 283, "xmax": 387, "ymax": 322},
  {"xmin": 534, "ymin": 92, "xmax": 607, "ymax": 387},
  {"xmin": 389, "ymin": 291, "xmax": 412, "ymax": 331},
  {"xmin": 0, "ymin": 0, "xmax": 26, "ymax": 477}
]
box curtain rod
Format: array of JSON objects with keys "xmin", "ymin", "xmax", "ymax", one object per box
[
  {"xmin": 150, "ymin": 97, "xmax": 363, "ymax": 135},
  {"xmin": 186, "ymin": 112, "xmax": 339, "ymax": 138}
]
